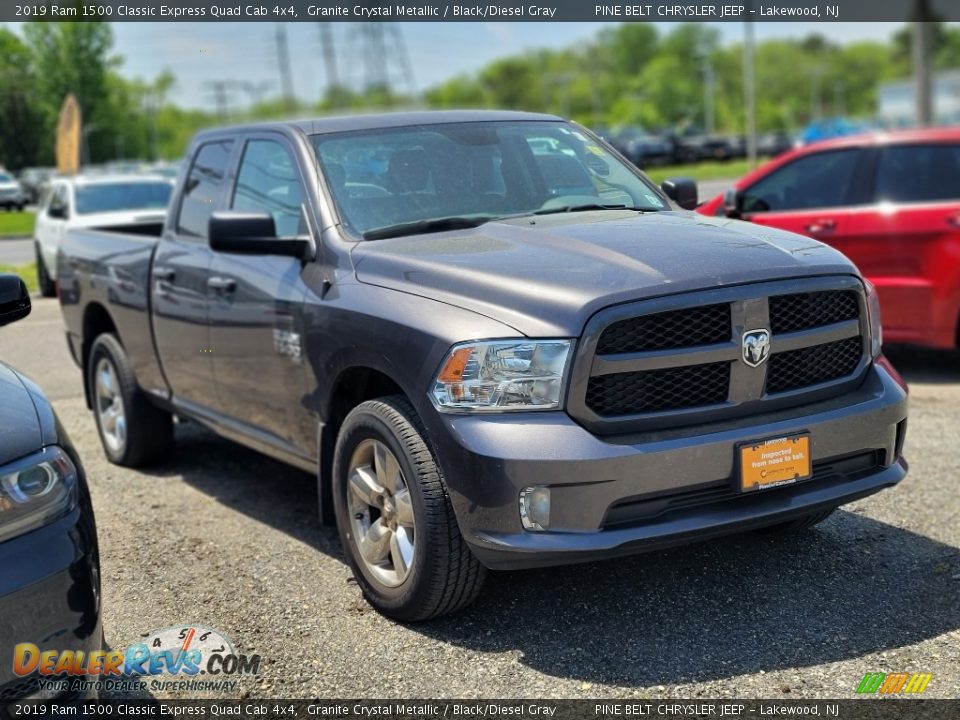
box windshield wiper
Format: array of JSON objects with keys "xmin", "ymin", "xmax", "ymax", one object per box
[
  {"xmin": 533, "ymin": 203, "xmax": 643, "ymax": 216},
  {"xmin": 362, "ymin": 215, "xmax": 499, "ymax": 240}
]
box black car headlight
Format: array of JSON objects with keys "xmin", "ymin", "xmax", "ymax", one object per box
[{"xmin": 0, "ymin": 447, "xmax": 78, "ymax": 543}]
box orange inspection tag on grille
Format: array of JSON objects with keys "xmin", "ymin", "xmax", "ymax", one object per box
[{"xmin": 739, "ymin": 433, "xmax": 811, "ymax": 492}]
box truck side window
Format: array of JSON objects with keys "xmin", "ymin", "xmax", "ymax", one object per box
[
  {"xmin": 741, "ymin": 149, "xmax": 860, "ymax": 213},
  {"xmin": 178, "ymin": 140, "xmax": 234, "ymax": 237},
  {"xmin": 231, "ymin": 139, "xmax": 304, "ymax": 238},
  {"xmin": 875, "ymin": 144, "xmax": 960, "ymax": 203}
]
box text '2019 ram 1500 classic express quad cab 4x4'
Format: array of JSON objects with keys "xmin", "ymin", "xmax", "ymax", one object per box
[{"xmin": 57, "ymin": 111, "xmax": 908, "ymax": 621}]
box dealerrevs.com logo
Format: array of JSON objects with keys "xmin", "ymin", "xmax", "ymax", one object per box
[
  {"xmin": 13, "ymin": 625, "xmax": 261, "ymax": 694},
  {"xmin": 856, "ymin": 672, "xmax": 933, "ymax": 695}
]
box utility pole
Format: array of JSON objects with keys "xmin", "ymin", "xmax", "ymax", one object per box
[
  {"xmin": 204, "ymin": 80, "xmax": 233, "ymax": 122},
  {"xmin": 700, "ymin": 55, "xmax": 715, "ymax": 134},
  {"xmin": 743, "ymin": 12, "xmax": 757, "ymax": 169},
  {"xmin": 833, "ymin": 80, "xmax": 846, "ymax": 117},
  {"xmin": 808, "ymin": 67, "xmax": 825, "ymax": 120},
  {"xmin": 318, "ymin": 23, "xmax": 340, "ymax": 104},
  {"xmin": 345, "ymin": 23, "xmax": 416, "ymax": 102},
  {"xmin": 912, "ymin": 0, "xmax": 933, "ymax": 126},
  {"xmin": 274, "ymin": 24, "xmax": 296, "ymax": 111}
]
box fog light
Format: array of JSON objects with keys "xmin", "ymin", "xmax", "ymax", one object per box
[{"xmin": 519, "ymin": 486, "xmax": 551, "ymax": 531}]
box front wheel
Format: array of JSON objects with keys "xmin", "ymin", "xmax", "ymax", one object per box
[
  {"xmin": 88, "ymin": 333, "xmax": 173, "ymax": 467},
  {"xmin": 332, "ymin": 396, "xmax": 485, "ymax": 621}
]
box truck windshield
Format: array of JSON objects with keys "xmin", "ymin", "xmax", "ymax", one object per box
[
  {"xmin": 75, "ymin": 182, "xmax": 173, "ymax": 215},
  {"xmin": 311, "ymin": 121, "xmax": 667, "ymax": 238}
]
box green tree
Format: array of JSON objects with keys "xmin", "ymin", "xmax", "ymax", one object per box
[
  {"xmin": 0, "ymin": 29, "xmax": 45, "ymax": 169},
  {"xmin": 24, "ymin": 21, "xmax": 117, "ymax": 163}
]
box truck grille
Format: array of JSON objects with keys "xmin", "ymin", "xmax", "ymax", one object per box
[
  {"xmin": 586, "ymin": 362, "xmax": 730, "ymax": 416},
  {"xmin": 570, "ymin": 278, "xmax": 868, "ymax": 433},
  {"xmin": 769, "ymin": 290, "xmax": 859, "ymax": 333},
  {"xmin": 766, "ymin": 336, "xmax": 862, "ymax": 394},
  {"xmin": 597, "ymin": 303, "xmax": 731, "ymax": 353}
]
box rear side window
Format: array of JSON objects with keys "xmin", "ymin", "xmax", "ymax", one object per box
[
  {"xmin": 875, "ymin": 144, "xmax": 960, "ymax": 203},
  {"xmin": 231, "ymin": 139, "xmax": 304, "ymax": 237},
  {"xmin": 177, "ymin": 140, "xmax": 234, "ymax": 237},
  {"xmin": 741, "ymin": 149, "xmax": 861, "ymax": 213}
]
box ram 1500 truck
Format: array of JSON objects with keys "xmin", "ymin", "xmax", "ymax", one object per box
[{"xmin": 58, "ymin": 111, "xmax": 909, "ymax": 621}]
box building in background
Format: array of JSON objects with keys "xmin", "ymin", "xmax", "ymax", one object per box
[{"xmin": 879, "ymin": 70, "xmax": 960, "ymax": 126}]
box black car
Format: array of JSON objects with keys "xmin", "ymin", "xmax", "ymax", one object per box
[{"xmin": 0, "ymin": 275, "xmax": 101, "ymax": 701}]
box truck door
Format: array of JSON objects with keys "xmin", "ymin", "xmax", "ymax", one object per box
[
  {"xmin": 151, "ymin": 139, "xmax": 235, "ymax": 410},
  {"xmin": 207, "ymin": 135, "xmax": 313, "ymax": 458}
]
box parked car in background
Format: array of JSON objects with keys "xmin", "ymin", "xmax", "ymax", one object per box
[
  {"xmin": 0, "ymin": 171, "xmax": 26, "ymax": 211},
  {"xmin": 666, "ymin": 127, "xmax": 737, "ymax": 164},
  {"xmin": 698, "ymin": 127, "xmax": 960, "ymax": 350},
  {"xmin": 0, "ymin": 274, "xmax": 102, "ymax": 701},
  {"xmin": 756, "ymin": 132, "xmax": 795, "ymax": 158},
  {"xmin": 18, "ymin": 167, "xmax": 55, "ymax": 205},
  {"xmin": 33, "ymin": 174, "xmax": 173, "ymax": 297},
  {"xmin": 607, "ymin": 127, "xmax": 673, "ymax": 168},
  {"xmin": 57, "ymin": 111, "xmax": 906, "ymax": 621}
]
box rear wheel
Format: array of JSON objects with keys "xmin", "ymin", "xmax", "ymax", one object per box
[
  {"xmin": 332, "ymin": 395, "xmax": 485, "ymax": 621},
  {"xmin": 35, "ymin": 242, "xmax": 56, "ymax": 298},
  {"xmin": 88, "ymin": 333, "xmax": 173, "ymax": 467}
]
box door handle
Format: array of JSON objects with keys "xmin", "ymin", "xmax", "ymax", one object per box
[
  {"xmin": 207, "ymin": 276, "xmax": 237, "ymax": 293},
  {"xmin": 947, "ymin": 215, "xmax": 960, "ymax": 229},
  {"xmin": 153, "ymin": 267, "xmax": 176, "ymax": 282},
  {"xmin": 804, "ymin": 219, "xmax": 836, "ymax": 234}
]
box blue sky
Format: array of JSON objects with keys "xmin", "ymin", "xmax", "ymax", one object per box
[{"xmin": 6, "ymin": 21, "xmax": 905, "ymax": 108}]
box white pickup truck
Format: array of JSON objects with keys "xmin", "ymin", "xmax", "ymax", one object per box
[{"xmin": 34, "ymin": 174, "xmax": 173, "ymax": 296}]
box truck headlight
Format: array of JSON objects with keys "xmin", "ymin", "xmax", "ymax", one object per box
[
  {"xmin": 430, "ymin": 340, "xmax": 573, "ymax": 412},
  {"xmin": 864, "ymin": 280, "xmax": 883, "ymax": 358},
  {"xmin": 0, "ymin": 447, "xmax": 78, "ymax": 544}
]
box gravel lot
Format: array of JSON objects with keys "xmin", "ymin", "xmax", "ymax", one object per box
[{"xmin": 2, "ymin": 298, "xmax": 959, "ymax": 700}]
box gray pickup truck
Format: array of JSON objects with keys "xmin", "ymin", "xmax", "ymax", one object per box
[{"xmin": 58, "ymin": 111, "xmax": 908, "ymax": 621}]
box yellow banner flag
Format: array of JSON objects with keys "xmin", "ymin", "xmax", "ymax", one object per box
[{"xmin": 56, "ymin": 94, "xmax": 82, "ymax": 175}]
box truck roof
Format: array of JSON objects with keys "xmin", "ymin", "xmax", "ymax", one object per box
[{"xmin": 193, "ymin": 109, "xmax": 565, "ymax": 142}]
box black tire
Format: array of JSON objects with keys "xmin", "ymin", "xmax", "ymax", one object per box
[
  {"xmin": 332, "ymin": 395, "xmax": 485, "ymax": 621},
  {"xmin": 756, "ymin": 509, "xmax": 835, "ymax": 535},
  {"xmin": 88, "ymin": 333, "xmax": 173, "ymax": 467},
  {"xmin": 35, "ymin": 242, "xmax": 56, "ymax": 298}
]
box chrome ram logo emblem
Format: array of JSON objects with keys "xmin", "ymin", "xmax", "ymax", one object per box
[{"xmin": 741, "ymin": 329, "xmax": 771, "ymax": 368}]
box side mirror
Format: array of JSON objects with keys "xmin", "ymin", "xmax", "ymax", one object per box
[
  {"xmin": 208, "ymin": 211, "xmax": 311, "ymax": 259},
  {"xmin": 0, "ymin": 274, "xmax": 31, "ymax": 327},
  {"xmin": 48, "ymin": 203, "xmax": 68, "ymax": 220},
  {"xmin": 660, "ymin": 177, "xmax": 698, "ymax": 211},
  {"xmin": 723, "ymin": 188, "xmax": 742, "ymax": 218}
]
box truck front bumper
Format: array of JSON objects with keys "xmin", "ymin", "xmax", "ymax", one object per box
[{"xmin": 427, "ymin": 359, "xmax": 908, "ymax": 571}]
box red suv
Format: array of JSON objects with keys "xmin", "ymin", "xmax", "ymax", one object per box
[{"xmin": 699, "ymin": 128, "xmax": 960, "ymax": 349}]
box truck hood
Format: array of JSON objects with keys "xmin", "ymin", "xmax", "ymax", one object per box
[
  {"xmin": 350, "ymin": 210, "xmax": 859, "ymax": 337},
  {"xmin": 0, "ymin": 362, "xmax": 42, "ymax": 466}
]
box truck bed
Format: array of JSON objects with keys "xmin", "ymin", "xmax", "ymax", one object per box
[{"xmin": 57, "ymin": 227, "xmax": 165, "ymax": 399}]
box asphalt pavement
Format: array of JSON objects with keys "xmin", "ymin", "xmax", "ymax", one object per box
[{"xmin": 2, "ymin": 298, "xmax": 958, "ymax": 700}]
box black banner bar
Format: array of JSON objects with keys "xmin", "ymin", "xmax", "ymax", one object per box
[
  {"xmin": 6, "ymin": 0, "xmax": 960, "ymax": 23},
  {"xmin": 3, "ymin": 700, "xmax": 960, "ymax": 720}
]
